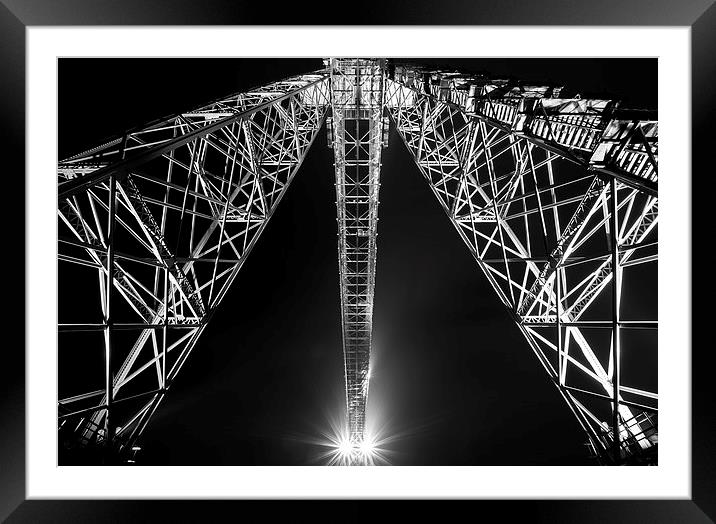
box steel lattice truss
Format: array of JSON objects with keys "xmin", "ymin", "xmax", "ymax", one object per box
[
  {"xmin": 327, "ymin": 59, "xmax": 388, "ymax": 444},
  {"xmin": 57, "ymin": 72, "xmax": 330, "ymax": 458},
  {"xmin": 385, "ymin": 65, "xmax": 658, "ymax": 464},
  {"xmin": 57, "ymin": 59, "xmax": 658, "ymax": 466}
]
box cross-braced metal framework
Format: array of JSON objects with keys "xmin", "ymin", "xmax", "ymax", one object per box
[
  {"xmin": 57, "ymin": 59, "xmax": 658, "ymax": 466},
  {"xmin": 57, "ymin": 72, "xmax": 330, "ymax": 460},
  {"xmin": 385, "ymin": 65, "xmax": 658, "ymax": 464},
  {"xmin": 327, "ymin": 58, "xmax": 387, "ymax": 447}
]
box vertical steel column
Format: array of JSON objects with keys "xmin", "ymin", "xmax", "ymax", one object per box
[
  {"xmin": 103, "ymin": 172, "xmax": 117, "ymax": 451},
  {"xmin": 556, "ymin": 266, "xmax": 562, "ymax": 387},
  {"xmin": 162, "ymin": 265, "xmax": 169, "ymax": 391},
  {"xmin": 328, "ymin": 58, "xmax": 386, "ymax": 446},
  {"xmin": 610, "ymin": 177, "xmax": 622, "ymax": 463}
]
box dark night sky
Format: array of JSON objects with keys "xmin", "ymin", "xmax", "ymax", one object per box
[{"xmin": 58, "ymin": 57, "xmax": 656, "ymax": 465}]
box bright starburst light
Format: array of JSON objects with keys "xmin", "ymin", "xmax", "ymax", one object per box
[
  {"xmin": 310, "ymin": 414, "xmax": 391, "ymax": 466},
  {"xmin": 326, "ymin": 432, "xmax": 384, "ymax": 466}
]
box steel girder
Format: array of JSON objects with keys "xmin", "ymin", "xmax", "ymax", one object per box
[
  {"xmin": 57, "ymin": 59, "xmax": 659, "ymax": 466},
  {"xmin": 386, "ymin": 66, "xmax": 658, "ymax": 464},
  {"xmin": 327, "ymin": 58, "xmax": 387, "ymax": 445},
  {"xmin": 57, "ymin": 73, "xmax": 330, "ymax": 459}
]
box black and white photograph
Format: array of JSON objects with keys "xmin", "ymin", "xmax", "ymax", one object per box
[
  {"xmin": 3, "ymin": 4, "xmax": 710, "ymax": 518},
  {"xmin": 57, "ymin": 57, "xmax": 659, "ymax": 467}
]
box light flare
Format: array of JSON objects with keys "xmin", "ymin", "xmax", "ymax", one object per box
[{"xmin": 315, "ymin": 424, "xmax": 389, "ymax": 466}]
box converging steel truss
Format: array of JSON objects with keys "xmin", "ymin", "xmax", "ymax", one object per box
[
  {"xmin": 57, "ymin": 59, "xmax": 658, "ymax": 466},
  {"xmin": 385, "ymin": 65, "xmax": 658, "ymax": 464},
  {"xmin": 57, "ymin": 72, "xmax": 330, "ymax": 460},
  {"xmin": 327, "ymin": 59, "xmax": 387, "ymax": 445}
]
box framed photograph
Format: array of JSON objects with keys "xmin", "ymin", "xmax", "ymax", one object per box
[{"xmin": 4, "ymin": 0, "xmax": 712, "ymax": 521}]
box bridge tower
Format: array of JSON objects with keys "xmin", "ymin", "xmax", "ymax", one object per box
[
  {"xmin": 57, "ymin": 59, "xmax": 657, "ymax": 466},
  {"xmin": 327, "ymin": 58, "xmax": 387, "ymax": 457},
  {"xmin": 386, "ymin": 65, "xmax": 658, "ymax": 464}
]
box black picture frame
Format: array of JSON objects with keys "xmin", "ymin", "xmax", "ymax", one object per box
[{"xmin": 2, "ymin": 1, "xmax": 712, "ymax": 521}]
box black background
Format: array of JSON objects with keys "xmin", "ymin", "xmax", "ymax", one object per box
[
  {"xmin": 1, "ymin": 0, "xmax": 711, "ymax": 520},
  {"xmin": 58, "ymin": 57, "xmax": 657, "ymax": 466}
]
